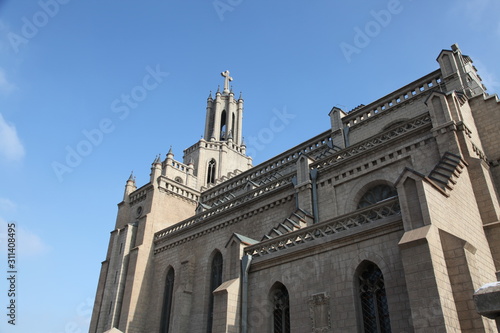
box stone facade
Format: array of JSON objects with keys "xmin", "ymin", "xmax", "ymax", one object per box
[{"xmin": 90, "ymin": 46, "xmax": 500, "ymax": 333}]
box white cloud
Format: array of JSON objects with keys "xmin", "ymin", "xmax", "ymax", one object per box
[
  {"xmin": 0, "ymin": 20, "xmax": 10, "ymax": 54},
  {"xmin": 0, "ymin": 113, "xmax": 25, "ymax": 162},
  {"xmin": 0, "ymin": 218, "xmax": 51, "ymax": 257},
  {"xmin": 0, "ymin": 68, "xmax": 15, "ymax": 94},
  {"xmin": 0, "ymin": 197, "xmax": 17, "ymax": 212},
  {"xmin": 449, "ymin": 0, "xmax": 500, "ymax": 33},
  {"xmin": 474, "ymin": 60, "xmax": 500, "ymax": 93}
]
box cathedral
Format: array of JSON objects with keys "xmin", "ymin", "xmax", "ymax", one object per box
[{"xmin": 89, "ymin": 44, "xmax": 500, "ymax": 333}]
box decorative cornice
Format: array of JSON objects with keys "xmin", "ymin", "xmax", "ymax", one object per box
[
  {"xmin": 342, "ymin": 70, "xmax": 442, "ymax": 130},
  {"xmin": 154, "ymin": 194, "xmax": 294, "ymax": 254},
  {"xmin": 245, "ymin": 198, "xmax": 401, "ymax": 259},
  {"xmin": 158, "ymin": 177, "xmax": 200, "ymax": 203},
  {"xmin": 200, "ymin": 131, "xmax": 334, "ymax": 204},
  {"xmin": 129, "ymin": 184, "xmax": 153, "ymax": 205},
  {"xmin": 313, "ymin": 113, "xmax": 432, "ymax": 171}
]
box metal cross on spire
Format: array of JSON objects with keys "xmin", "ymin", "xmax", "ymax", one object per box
[{"xmin": 221, "ymin": 70, "xmax": 233, "ymax": 94}]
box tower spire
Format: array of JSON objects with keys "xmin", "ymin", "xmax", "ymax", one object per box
[
  {"xmin": 128, "ymin": 171, "xmax": 135, "ymax": 182},
  {"xmin": 202, "ymin": 71, "xmax": 245, "ymax": 145},
  {"xmin": 124, "ymin": 171, "xmax": 137, "ymax": 201}
]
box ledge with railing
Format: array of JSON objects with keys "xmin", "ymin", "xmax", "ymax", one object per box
[
  {"xmin": 158, "ymin": 177, "xmax": 200, "ymax": 202},
  {"xmin": 313, "ymin": 113, "xmax": 432, "ymax": 170},
  {"xmin": 184, "ymin": 139, "xmax": 247, "ymax": 156},
  {"xmin": 154, "ymin": 173, "xmax": 296, "ymax": 242},
  {"xmin": 200, "ymin": 132, "xmax": 333, "ymax": 205},
  {"xmin": 129, "ymin": 184, "xmax": 151, "ymax": 205},
  {"xmin": 244, "ymin": 198, "xmax": 401, "ymax": 258},
  {"xmin": 342, "ymin": 69, "xmax": 442, "ymax": 129}
]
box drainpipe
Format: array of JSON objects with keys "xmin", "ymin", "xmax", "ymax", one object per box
[
  {"xmin": 343, "ymin": 125, "xmax": 350, "ymax": 147},
  {"xmin": 310, "ymin": 168, "xmax": 319, "ymax": 224},
  {"xmin": 291, "ymin": 176, "xmax": 298, "ymax": 209},
  {"xmin": 241, "ymin": 254, "xmax": 253, "ymax": 333}
]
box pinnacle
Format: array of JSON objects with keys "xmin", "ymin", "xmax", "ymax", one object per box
[{"xmin": 127, "ymin": 171, "xmax": 135, "ymax": 182}]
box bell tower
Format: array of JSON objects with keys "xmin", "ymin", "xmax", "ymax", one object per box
[
  {"xmin": 184, "ymin": 70, "xmax": 252, "ymax": 188},
  {"xmin": 203, "ymin": 70, "xmax": 244, "ymax": 145}
]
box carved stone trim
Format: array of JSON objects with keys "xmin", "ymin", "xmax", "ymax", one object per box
[
  {"xmin": 309, "ymin": 292, "xmax": 332, "ymax": 332},
  {"xmin": 154, "ymin": 194, "xmax": 294, "ymax": 254}
]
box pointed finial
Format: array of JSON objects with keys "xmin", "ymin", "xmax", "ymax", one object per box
[
  {"xmin": 208, "ymin": 91, "xmax": 213, "ymax": 100},
  {"xmin": 153, "ymin": 154, "xmax": 161, "ymax": 164},
  {"xmin": 238, "ymin": 91, "xmax": 243, "ymax": 100},
  {"xmin": 216, "ymin": 85, "xmax": 221, "ymax": 94},
  {"xmin": 241, "ymin": 137, "xmax": 246, "ymax": 147},
  {"xmin": 166, "ymin": 146, "xmax": 174, "ymax": 160},
  {"xmin": 128, "ymin": 171, "xmax": 135, "ymax": 182}
]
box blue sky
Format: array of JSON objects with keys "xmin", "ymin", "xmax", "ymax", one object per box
[{"xmin": 0, "ymin": 0, "xmax": 499, "ymax": 332}]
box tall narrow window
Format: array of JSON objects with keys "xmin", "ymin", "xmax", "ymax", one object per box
[
  {"xmin": 272, "ymin": 283, "xmax": 290, "ymax": 333},
  {"xmin": 207, "ymin": 159, "xmax": 216, "ymax": 185},
  {"xmin": 231, "ymin": 113, "xmax": 236, "ymax": 139},
  {"xmin": 160, "ymin": 268, "xmax": 175, "ymax": 333},
  {"xmin": 207, "ymin": 251, "xmax": 223, "ymax": 333},
  {"xmin": 358, "ymin": 262, "xmax": 391, "ymax": 333},
  {"xmin": 220, "ymin": 110, "xmax": 227, "ymax": 140}
]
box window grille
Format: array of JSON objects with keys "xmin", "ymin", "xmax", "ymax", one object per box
[
  {"xmin": 273, "ymin": 286, "xmax": 290, "ymax": 333},
  {"xmin": 160, "ymin": 268, "xmax": 175, "ymax": 333},
  {"xmin": 359, "ymin": 263, "xmax": 391, "ymax": 333},
  {"xmin": 207, "ymin": 252, "xmax": 223, "ymax": 333},
  {"xmin": 207, "ymin": 159, "xmax": 217, "ymax": 184}
]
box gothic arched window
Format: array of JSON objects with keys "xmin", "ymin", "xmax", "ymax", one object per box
[
  {"xmin": 207, "ymin": 159, "xmax": 216, "ymax": 185},
  {"xmin": 357, "ymin": 184, "xmax": 397, "ymax": 209},
  {"xmin": 160, "ymin": 268, "xmax": 175, "ymax": 333},
  {"xmin": 207, "ymin": 251, "xmax": 223, "ymax": 333},
  {"xmin": 272, "ymin": 283, "xmax": 291, "ymax": 333},
  {"xmin": 220, "ymin": 110, "xmax": 227, "ymax": 140},
  {"xmin": 357, "ymin": 262, "xmax": 391, "ymax": 333},
  {"xmin": 231, "ymin": 113, "xmax": 236, "ymax": 138}
]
